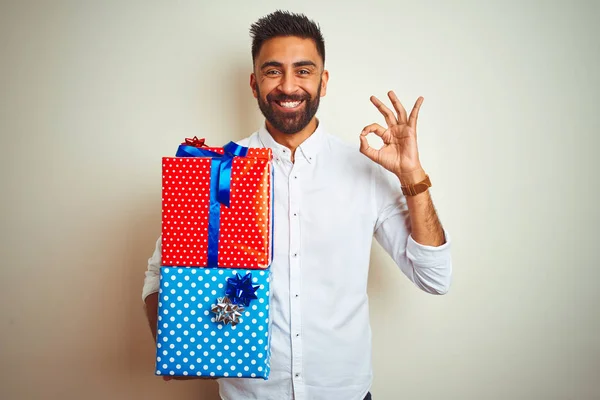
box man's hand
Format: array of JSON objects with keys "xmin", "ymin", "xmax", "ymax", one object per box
[
  {"xmin": 162, "ymin": 376, "xmax": 216, "ymax": 381},
  {"xmin": 360, "ymin": 91, "xmax": 426, "ymax": 185},
  {"xmin": 360, "ymin": 90, "xmax": 446, "ymax": 247}
]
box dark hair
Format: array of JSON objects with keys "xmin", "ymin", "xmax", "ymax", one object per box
[{"xmin": 250, "ymin": 10, "xmax": 325, "ymax": 66}]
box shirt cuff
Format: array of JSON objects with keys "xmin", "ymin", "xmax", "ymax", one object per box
[
  {"xmin": 141, "ymin": 235, "xmax": 162, "ymax": 302},
  {"xmin": 406, "ymin": 229, "xmax": 452, "ymax": 267}
]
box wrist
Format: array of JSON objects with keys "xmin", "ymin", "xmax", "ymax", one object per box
[{"xmin": 396, "ymin": 167, "xmax": 427, "ymax": 186}]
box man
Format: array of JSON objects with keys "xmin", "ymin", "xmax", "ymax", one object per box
[{"xmin": 143, "ymin": 10, "xmax": 452, "ymax": 400}]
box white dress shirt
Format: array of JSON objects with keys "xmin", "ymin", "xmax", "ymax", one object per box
[{"xmin": 142, "ymin": 122, "xmax": 452, "ymax": 400}]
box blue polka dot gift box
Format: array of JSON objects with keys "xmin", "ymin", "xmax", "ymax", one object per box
[{"xmin": 155, "ymin": 266, "xmax": 272, "ymax": 379}]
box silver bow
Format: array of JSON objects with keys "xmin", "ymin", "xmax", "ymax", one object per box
[{"xmin": 210, "ymin": 296, "xmax": 244, "ymax": 326}]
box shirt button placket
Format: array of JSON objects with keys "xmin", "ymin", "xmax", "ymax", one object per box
[{"xmin": 288, "ymin": 162, "xmax": 305, "ymax": 399}]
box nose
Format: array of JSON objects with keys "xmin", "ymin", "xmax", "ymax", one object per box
[{"xmin": 278, "ymin": 71, "xmax": 298, "ymax": 95}]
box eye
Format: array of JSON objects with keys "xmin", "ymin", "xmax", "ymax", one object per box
[
  {"xmin": 298, "ymin": 69, "xmax": 310, "ymax": 75},
  {"xmin": 265, "ymin": 70, "xmax": 281, "ymax": 76}
]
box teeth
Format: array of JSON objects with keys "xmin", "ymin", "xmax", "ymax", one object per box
[{"xmin": 279, "ymin": 101, "xmax": 301, "ymax": 108}]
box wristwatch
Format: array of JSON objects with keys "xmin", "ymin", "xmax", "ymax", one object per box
[{"xmin": 401, "ymin": 174, "xmax": 432, "ymax": 196}]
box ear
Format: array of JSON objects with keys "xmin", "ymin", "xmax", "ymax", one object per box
[
  {"xmin": 250, "ymin": 73, "xmax": 258, "ymax": 99},
  {"xmin": 320, "ymin": 70, "xmax": 329, "ymax": 97}
]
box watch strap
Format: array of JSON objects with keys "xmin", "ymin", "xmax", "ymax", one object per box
[{"xmin": 401, "ymin": 174, "xmax": 432, "ymax": 196}]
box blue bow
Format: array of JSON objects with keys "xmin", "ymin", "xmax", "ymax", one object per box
[
  {"xmin": 175, "ymin": 141, "xmax": 248, "ymax": 208},
  {"xmin": 226, "ymin": 273, "xmax": 260, "ymax": 307}
]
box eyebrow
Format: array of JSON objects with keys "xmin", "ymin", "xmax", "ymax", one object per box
[{"xmin": 260, "ymin": 60, "xmax": 318, "ymax": 69}]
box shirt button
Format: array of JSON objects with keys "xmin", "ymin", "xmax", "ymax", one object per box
[
  {"xmin": 295, "ymin": 294, "xmax": 299, "ymax": 298},
  {"xmin": 294, "ymin": 176, "xmax": 298, "ymax": 179},
  {"xmin": 293, "ymin": 253, "xmax": 298, "ymax": 257},
  {"xmin": 295, "ymin": 373, "xmax": 300, "ymax": 378},
  {"xmin": 293, "ymin": 212, "xmax": 298, "ymax": 217},
  {"xmin": 296, "ymin": 333, "xmax": 300, "ymax": 337}
]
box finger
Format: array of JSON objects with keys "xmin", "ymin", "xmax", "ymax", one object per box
[
  {"xmin": 370, "ymin": 96, "xmax": 397, "ymax": 127},
  {"xmin": 388, "ymin": 91, "xmax": 408, "ymax": 124},
  {"xmin": 359, "ymin": 133, "xmax": 380, "ymax": 164},
  {"xmin": 408, "ymin": 97, "xmax": 424, "ymax": 131},
  {"xmin": 163, "ymin": 376, "xmax": 172, "ymax": 381},
  {"xmin": 361, "ymin": 123, "xmax": 386, "ymax": 138}
]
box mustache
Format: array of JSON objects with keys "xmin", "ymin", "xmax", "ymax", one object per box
[{"xmin": 266, "ymin": 92, "xmax": 310, "ymax": 103}]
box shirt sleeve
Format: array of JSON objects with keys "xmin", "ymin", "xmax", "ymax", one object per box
[
  {"xmin": 372, "ymin": 165, "xmax": 452, "ymax": 295},
  {"xmin": 142, "ymin": 235, "xmax": 162, "ymax": 302}
]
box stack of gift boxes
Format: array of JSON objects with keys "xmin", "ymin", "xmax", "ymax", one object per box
[{"xmin": 155, "ymin": 137, "xmax": 274, "ymax": 379}]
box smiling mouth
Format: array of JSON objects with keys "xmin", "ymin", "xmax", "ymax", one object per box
[{"xmin": 274, "ymin": 100, "xmax": 304, "ymax": 110}]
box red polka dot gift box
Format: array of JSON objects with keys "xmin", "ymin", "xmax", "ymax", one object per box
[{"xmin": 161, "ymin": 138, "xmax": 273, "ymax": 270}]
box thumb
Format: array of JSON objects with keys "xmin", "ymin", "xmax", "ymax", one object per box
[{"xmin": 359, "ymin": 133, "xmax": 379, "ymax": 163}]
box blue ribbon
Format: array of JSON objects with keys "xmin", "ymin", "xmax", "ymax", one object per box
[
  {"xmin": 175, "ymin": 140, "xmax": 249, "ymax": 266},
  {"xmin": 175, "ymin": 141, "xmax": 248, "ymax": 207}
]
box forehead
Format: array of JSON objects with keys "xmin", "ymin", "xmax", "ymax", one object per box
[{"xmin": 255, "ymin": 36, "xmax": 322, "ymax": 67}]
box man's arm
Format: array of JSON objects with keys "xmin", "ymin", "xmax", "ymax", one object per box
[
  {"xmin": 398, "ymin": 168, "xmax": 446, "ymax": 247},
  {"xmin": 144, "ymin": 292, "xmax": 159, "ymax": 342},
  {"xmin": 360, "ymin": 91, "xmax": 448, "ymax": 249},
  {"xmin": 362, "ymin": 91, "xmax": 452, "ymax": 294},
  {"xmin": 142, "ymin": 236, "xmax": 162, "ymax": 341},
  {"xmin": 407, "ymin": 191, "xmax": 446, "ymax": 246},
  {"xmin": 373, "ymin": 169, "xmax": 452, "ymax": 295}
]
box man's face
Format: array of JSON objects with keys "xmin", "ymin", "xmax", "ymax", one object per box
[{"xmin": 251, "ymin": 36, "xmax": 328, "ymax": 134}]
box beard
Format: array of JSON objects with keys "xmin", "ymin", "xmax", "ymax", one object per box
[{"xmin": 256, "ymin": 81, "xmax": 321, "ymax": 135}]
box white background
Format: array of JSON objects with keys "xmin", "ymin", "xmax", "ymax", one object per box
[{"xmin": 1, "ymin": 1, "xmax": 598, "ymax": 399}]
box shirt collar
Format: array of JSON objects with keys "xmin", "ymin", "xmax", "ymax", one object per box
[{"xmin": 257, "ymin": 120, "xmax": 326, "ymax": 164}]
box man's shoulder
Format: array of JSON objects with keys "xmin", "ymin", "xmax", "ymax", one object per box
[
  {"xmin": 234, "ymin": 131, "xmax": 260, "ymax": 148},
  {"xmin": 322, "ymin": 129, "xmax": 397, "ymax": 188},
  {"xmin": 324, "ymin": 131, "xmax": 357, "ymax": 153},
  {"xmin": 322, "ymin": 130, "xmax": 373, "ymax": 166}
]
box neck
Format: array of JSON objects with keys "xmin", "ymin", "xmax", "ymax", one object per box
[{"xmin": 265, "ymin": 117, "xmax": 319, "ymax": 160}]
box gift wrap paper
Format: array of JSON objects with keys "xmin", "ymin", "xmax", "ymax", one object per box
[
  {"xmin": 155, "ymin": 266, "xmax": 272, "ymax": 379},
  {"xmin": 161, "ymin": 147, "xmax": 273, "ymax": 269}
]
